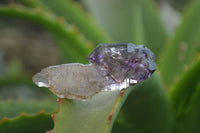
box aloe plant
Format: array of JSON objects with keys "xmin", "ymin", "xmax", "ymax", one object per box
[{"xmin": 0, "ymin": 0, "xmax": 200, "ymax": 133}]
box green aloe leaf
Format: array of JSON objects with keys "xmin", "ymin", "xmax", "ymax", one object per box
[
  {"xmin": 169, "ymin": 58, "xmax": 200, "ymax": 118},
  {"xmin": 14, "ymin": 0, "xmax": 113, "ymax": 44},
  {"xmin": 83, "ymin": 0, "xmax": 167, "ymax": 57},
  {"xmin": 112, "ymin": 72, "xmax": 174, "ymax": 133},
  {"xmin": 38, "ymin": 0, "xmax": 113, "ymax": 44},
  {"xmin": 50, "ymin": 91, "xmax": 122, "ymax": 133},
  {"xmin": 0, "ymin": 101, "xmax": 57, "ymax": 120},
  {"xmin": 15, "ymin": 0, "xmax": 38, "ymax": 7},
  {"xmin": 169, "ymin": 58, "xmax": 200, "ymax": 133},
  {"xmin": 173, "ymin": 83, "xmax": 200, "ymax": 133},
  {"xmin": 0, "ymin": 78, "xmax": 58, "ymax": 120},
  {"xmin": 0, "ymin": 112, "xmax": 53, "ymax": 133},
  {"xmin": 159, "ymin": 0, "xmax": 200, "ymax": 87},
  {"xmin": 0, "ymin": 5, "xmax": 91, "ymax": 63}
]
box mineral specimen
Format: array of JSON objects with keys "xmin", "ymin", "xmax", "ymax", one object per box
[
  {"xmin": 33, "ymin": 63, "xmax": 117, "ymax": 100},
  {"xmin": 32, "ymin": 43, "xmax": 156, "ymax": 100},
  {"xmin": 87, "ymin": 43, "xmax": 156, "ymax": 83}
]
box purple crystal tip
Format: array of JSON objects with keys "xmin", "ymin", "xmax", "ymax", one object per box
[{"xmin": 87, "ymin": 43, "xmax": 156, "ymax": 83}]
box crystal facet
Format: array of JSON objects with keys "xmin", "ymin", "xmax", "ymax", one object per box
[{"xmin": 32, "ymin": 43, "xmax": 156, "ymax": 100}]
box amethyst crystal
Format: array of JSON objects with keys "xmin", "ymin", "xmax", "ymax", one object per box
[
  {"xmin": 32, "ymin": 43, "xmax": 156, "ymax": 100},
  {"xmin": 87, "ymin": 43, "xmax": 156, "ymax": 83}
]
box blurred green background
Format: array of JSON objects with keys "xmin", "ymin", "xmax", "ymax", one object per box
[{"xmin": 0, "ymin": 0, "xmax": 200, "ymax": 133}]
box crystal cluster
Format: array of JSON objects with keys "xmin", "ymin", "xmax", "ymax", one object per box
[{"xmin": 32, "ymin": 43, "xmax": 156, "ymax": 100}]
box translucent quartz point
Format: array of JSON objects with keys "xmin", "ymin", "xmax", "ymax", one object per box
[
  {"xmin": 87, "ymin": 43, "xmax": 156, "ymax": 83},
  {"xmin": 32, "ymin": 63, "xmax": 128, "ymax": 100},
  {"xmin": 33, "ymin": 43, "xmax": 156, "ymax": 100}
]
